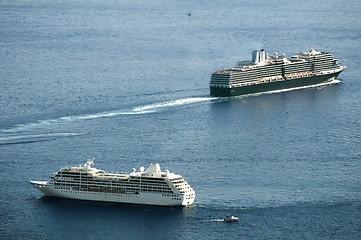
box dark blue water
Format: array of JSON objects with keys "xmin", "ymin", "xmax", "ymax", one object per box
[{"xmin": 1, "ymin": 0, "xmax": 361, "ymax": 239}]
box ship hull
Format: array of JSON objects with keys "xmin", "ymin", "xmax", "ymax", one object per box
[
  {"xmin": 210, "ymin": 72, "xmax": 342, "ymax": 97},
  {"xmin": 30, "ymin": 181, "xmax": 194, "ymax": 207}
]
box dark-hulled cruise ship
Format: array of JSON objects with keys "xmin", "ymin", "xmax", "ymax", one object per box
[{"xmin": 210, "ymin": 48, "xmax": 346, "ymax": 97}]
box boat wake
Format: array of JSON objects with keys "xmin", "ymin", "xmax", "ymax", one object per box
[
  {"xmin": 1, "ymin": 80, "xmax": 340, "ymax": 133},
  {"xmin": 206, "ymin": 219, "xmax": 226, "ymax": 222},
  {"xmin": 132, "ymin": 97, "xmax": 216, "ymax": 112},
  {"xmin": 1, "ymin": 97, "xmax": 217, "ymax": 133},
  {"xmin": 239, "ymin": 79, "xmax": 341, "ymax": 98},
  {"xmin": 0, "ymin": 133, "xmax": 83, "ymax": 145}
]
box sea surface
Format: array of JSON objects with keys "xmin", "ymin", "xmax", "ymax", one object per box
[{"xmin": 1, "ymin": 0, "xmax": 361, "ymax": 239}]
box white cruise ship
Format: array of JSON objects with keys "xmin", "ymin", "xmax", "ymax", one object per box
[{"xmin": 30, "ymin": 159, "xmax": 195, "ymax": 206}]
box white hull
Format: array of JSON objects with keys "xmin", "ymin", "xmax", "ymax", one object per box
[{"xmin": 30, "ymin": 181, "xmax": 194, "ymax": 206}]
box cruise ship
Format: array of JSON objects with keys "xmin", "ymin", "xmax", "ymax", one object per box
[
  {"xmin": 30, "ymin": 159, "xmax": 195, "ymax": 206},
  {"xmin": 210, "ymin": 48, "xmax": 346, "ymax": 97}
]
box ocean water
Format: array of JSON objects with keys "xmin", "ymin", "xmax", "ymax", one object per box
[{"xmin": 1, "ymin": 0, "xmax": 361, "ymax": 239}]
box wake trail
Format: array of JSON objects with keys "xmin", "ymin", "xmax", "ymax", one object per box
[
  {"xmin": 238, "ymin": 79, "xmax": 341, "ymax": 98},
  {"xmin": 0, "ymin": 133, "xmax": 83, "ymax": 145},
  {"xmin": 1, "ymin": 97, "xmax": 217, "ymax": 133},
  {"xmin": 1, "ymin": 80, "xmax": 340, "ymax": 133}
]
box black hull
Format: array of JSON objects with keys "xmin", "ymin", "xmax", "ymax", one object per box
[{"xmin": 210, "ymin": 72, "xmax": 341, "ymax": 97}]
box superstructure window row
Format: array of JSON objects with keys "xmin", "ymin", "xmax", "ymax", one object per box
[{"xmin": 54, "ymin": 180, "xmax": 169, "ymax": 188}]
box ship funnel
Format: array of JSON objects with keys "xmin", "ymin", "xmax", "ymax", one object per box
[
  {"xmin": 252, "ymin": 49, "xmax": 266, "ymax": 65},
  {"xmin": 259, "ymin": 49, "xmax": 266, "ymax": 64},
  {"xmin": 145, "ymin": 163, "xmax": 161, "ymax": 175},
  {"xmin": 252, "ymin": 50, "xmax": 259, "ymax": 64}
]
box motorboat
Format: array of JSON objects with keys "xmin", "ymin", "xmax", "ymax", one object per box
[{"xmin": 224, "ymin": 215, "xmax": 239, "ymax": 222}]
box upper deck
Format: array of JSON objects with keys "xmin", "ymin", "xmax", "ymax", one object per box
[
  {"xmin": 211, "ymin": 48, "xmax": 338, "ymax": 75},
  {"xmin": 55, "ymin": 160, "xmax": 182, "ymax": 181}
]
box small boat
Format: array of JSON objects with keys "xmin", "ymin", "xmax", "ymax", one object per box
[{"xmin": 224, "ymin": 215, "xmax": 239, "ymax": 222}]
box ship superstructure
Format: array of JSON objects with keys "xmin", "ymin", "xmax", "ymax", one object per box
[
  {"xmin": 210, "ymin": 48, "xmax": 346, "ymax": 97},
  {"xmin": 30, "ymin": 159, "xmax": 195, "ymax": 206}
]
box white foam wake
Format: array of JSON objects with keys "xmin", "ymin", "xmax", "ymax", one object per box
[
  {"xmin": 132, "ymin": 97, "xmax": 216, "ymax": 112},
  {"xmin": 1, "ymin": 80, "xmax": 339, "ymax": 133},
  {"xmin": 241, "ymin": 79, "xmax": 341, "ymax": 98},
  {"xmin": 1, "ymin": 97, "xmax": 216, "ymax": 133},
  {"xmin": 0, "ymin": 133, "xmax": 83, "ymax": 145}
]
